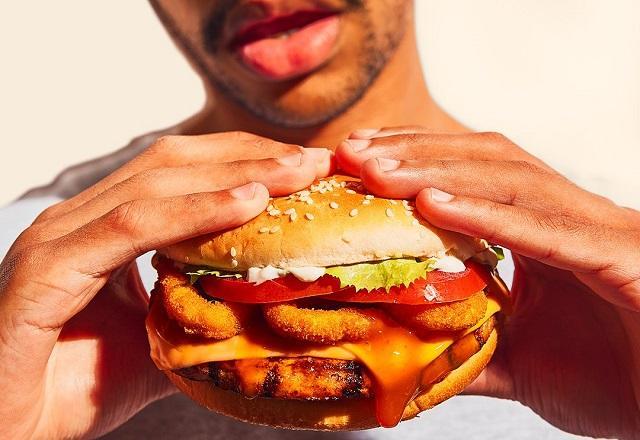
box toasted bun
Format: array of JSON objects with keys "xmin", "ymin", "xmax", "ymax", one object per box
[
  {"xmin": 163, "ymin": 329, "xmax": 497, "ymax": 431},
  {"xmin": 159, "ymin": 176, "xmax": 491, "ymax": 269}
]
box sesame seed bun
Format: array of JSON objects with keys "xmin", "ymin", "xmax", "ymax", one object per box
[
  {"xmin": 159, "ymin": 175, "xmax": 491, "ymax": 269},
  {"xmin": 163, "ymin": 329, "xmax": 497, "ymax": 431}
]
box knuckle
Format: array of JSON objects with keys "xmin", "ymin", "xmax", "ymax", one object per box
[
  {"xmin": 150, "ymin": 135, "xmax": 181, "ymax": 153},
  {"xmin": 107, "ymin": 200, "xmax": 145, "ymax": 235},
  {"xmin": 119, "ymin": 168, "xmax": 173, "ymax": 198},
  {"xmin": 397, "ymin": 133, "xmax": 426, "ymax": 146}
]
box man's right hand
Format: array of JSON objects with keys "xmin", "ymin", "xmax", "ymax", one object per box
[{"xmin": 0, "ymin": 132, "xmax": 332, "ymax": 439}]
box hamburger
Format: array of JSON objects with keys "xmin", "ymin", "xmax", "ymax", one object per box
[{"xmin": 146, "ymin": 175, "xmax": 509, "ymax": 430}]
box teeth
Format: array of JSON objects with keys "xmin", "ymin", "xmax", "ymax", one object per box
[{"xmin": 275, "ymin": 28, "xmax": 298, "ymax": 39}]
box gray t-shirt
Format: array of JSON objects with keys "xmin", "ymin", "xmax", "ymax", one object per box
[{"xmin": 0, "ymin": 197, "xmax": 586, "ymax": 440}]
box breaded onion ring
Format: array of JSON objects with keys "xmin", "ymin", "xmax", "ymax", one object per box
[
  {"xmin": 263, "ymin": 302, "xmax": 375, "ymax": 344},
  {"xmin": 386, "ymin": 291, "xmax": 488, "ymax": 332},
  {"xmin": 154, "ymin": 263, "xmax": 252, "ymax": 340}
]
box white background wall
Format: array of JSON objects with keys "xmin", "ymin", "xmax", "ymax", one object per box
[{"xmin": 1, "ymin": 1, "xmax": 638, "ymax": 206}]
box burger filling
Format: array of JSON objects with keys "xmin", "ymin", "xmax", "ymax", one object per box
[{"xmin": 147, "ymin": 253, "xmax": 507, "ymax": 427}]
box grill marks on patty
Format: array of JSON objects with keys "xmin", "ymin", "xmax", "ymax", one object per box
[
  {"xmin": 173, "ymin": 316, "xmax": 496, "ymax": 401},
  {"xmin": 177, "ymin": 357, "xmax": 374, "ymax": 400}
]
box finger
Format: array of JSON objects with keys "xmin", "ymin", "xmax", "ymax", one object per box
[
  {"xmin": 360, "ymin": 157, "xmax": 559, "ymax": 207},
  {"xmin": 360, "ymin": 157, "xmax": 627, "ymax": 227},
  {"xmin": 31, "ymin": 152, "xmax": 326, "ymax": 241},
  {"xmin": 36, "ymin": 132, "xmax": 331, "ymax": 222},
  {"xmin": 2, "ymin": 182, "xmax": 269, "ymax": 339},
  {"xmin": 415, "ymin": 187, "xmax": 620, "ymax": 273},
  {"xmin": 336, "ymin": 131, "xmax": 550, "ymax": 176},
  {"xmin": 349, "ymin": 126, "xmax": 433, "ymax": 139}
]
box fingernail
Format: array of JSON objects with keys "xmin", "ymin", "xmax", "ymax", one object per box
[
  {"xmin": 302, "ymin": 147, "xmax": 331, "ymax": 163},
  {"xmin": 230, "ymin": 182, "xmax": 259, "ymax": 200},
  {"xmin": 276, "ymin": 152, "xmax": 303, "ymax": 167},
  {"xmin": 350, "ymin": 128, "xmax": 380, "ymax": 139},
  {"xmin": 377, "ymin": 157, "xmax": 401, "ymax": 172},
  {"xmin": 344, "ymin": 139, "xmax": 371, "ymax": 152},
  {"xmin": 430, "ymin": 188, "xmax": 455, "ymax": 202}
]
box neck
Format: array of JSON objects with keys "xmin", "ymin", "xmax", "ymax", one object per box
[{"xmin": 184, "ymin": 28, "xmax": 465, "ymax": 149}]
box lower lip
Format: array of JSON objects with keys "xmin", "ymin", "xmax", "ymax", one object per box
[{"xmin": 236, "ymin": 15, "xmax": 340, "ymax": 81}]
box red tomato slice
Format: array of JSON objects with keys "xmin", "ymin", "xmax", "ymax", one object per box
[
  {"xmin": 199, "ymin": 273, "xmax": 346, "ymax": 303},
  {"xmin": 199, "ymin": 261, "xmax": 488, "ymax": 304}
]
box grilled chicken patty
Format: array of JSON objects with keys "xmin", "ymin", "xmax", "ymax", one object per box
[
  {"xmin": 178, "ymin": 357, "xmax": 373, "ymax": 400},
  {"xmin": 174, "ymin": 316, "xmax": 496, "ymax": 400}
]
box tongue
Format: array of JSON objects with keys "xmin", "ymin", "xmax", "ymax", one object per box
[{"xmin": 239, "ymin": 15, "xmax": 339, "ymax": 81}]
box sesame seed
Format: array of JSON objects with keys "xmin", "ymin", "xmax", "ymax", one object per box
[
  {"xmin": 284, "ymin": 208, "xmax": 295, "ymax": 215},
  {"xmin": 405, "ymin": 210, "xmax": 413, "ymax": 216},
  {"xmin": 267, "ymin": 204, "xmax": 275, "ymax": 212},
  {"xmin": 330, "ymin": 201, "xmax": 339, "ymax": 209},
  {"xmin": 305, "ymin": 213, "xmax": 314, "ymax": 220},
  {"xmin": 340, "ymin": 181, "xmax": 347, "ymax": 187},
  {"xmin": 230, "ymin": 247, "xmax": 237, "ymax": 257},
  {"xmin": 346, "ymin": 189, "xmax": 356, "ymax": 194},
  {"xmin": 268, "ymin": 209, "xmax": 281, "ymax": 216},
  {"xmin": 231, "ymin": 259, "xmax": 238, "ymax": 268},
  {"xmin": 389, "ymin": 200, "xmax": 398, "ymax": 205},
  {"xmin": 349, "ymin": 208, "xmax": 359, "ymax": 217},
  {"xmin": 412, "ymin": 219, "xmax": 419, "ymax": 226},
  {"xmin": 386, "ymin": 208, "xmax": 395, "ymax": 217},
  {"xmin": 402, "ymin": 200, "xmax": 410, "ymax": 206},
  {"xmin": 290, "ymin": 213, "xmax": 298, "ymax": 222},
  {"xmin": 300, "ymin": 190, "xmax": 310, "ymax": 197},
  {"xmin": 305, "ymin": 198, "xmax": 314, "ymax": 205},
  {"xmin": 270, "ymin": 225, "xmax": 281, "ymax": 233},
  {"xmin": 362, "ymin": 199, "xmax": 371, "ymax": 205},
  {"xmin": 365, "ymin": 194, "xmax": 374, "ymax": 200},
  {"xmin": 259, "ymin": 227, "xmax": 270, "ymax": 234}
]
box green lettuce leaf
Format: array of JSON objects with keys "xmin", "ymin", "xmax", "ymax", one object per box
[
  {"xmin": 490, "ymin": 246, "xmax": 505, "ymax": 261},
  {"xmin": 184, "ymin": 267, "xmax": 242, "ymax": 284},
  {"xmin": 325, "ymin": 258, "xmax": 436, "ymax": 292}
]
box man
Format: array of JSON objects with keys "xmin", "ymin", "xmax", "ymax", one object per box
[{"xmin": 0, "ymin": 1, "xmax": 638, "ymax": 439}]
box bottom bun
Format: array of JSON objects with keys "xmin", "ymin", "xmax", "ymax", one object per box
[{"xmin": 164, "ymin": 329, "xmax": 498, "ymax": 431}]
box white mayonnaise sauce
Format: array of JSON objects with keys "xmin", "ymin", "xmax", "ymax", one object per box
[{"xmin": 247, "ymin": 265, "xmax": 326, "ymax": 284}]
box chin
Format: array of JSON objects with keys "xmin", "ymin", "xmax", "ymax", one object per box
[{"xmin": 146, "ymin": 175, "xmax": 510, "ymax": 430}]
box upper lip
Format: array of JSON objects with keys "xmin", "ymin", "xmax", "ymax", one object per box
[{"xmin": 227, "ymin": 7, "xmax": 339, "ymax": 49}]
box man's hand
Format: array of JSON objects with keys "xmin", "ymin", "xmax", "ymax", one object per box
[
  {"xmin": 0, "ymin": 132, "xmax": 332, "ymax": 439},
  {"xmin": 337, "ymin": 127, "xmax": 640, "ymax": 438}
]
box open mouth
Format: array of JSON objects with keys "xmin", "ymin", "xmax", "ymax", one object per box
[{"xmin": 228, "ymin": 10, "xmax": 341, "ymax": 81}]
